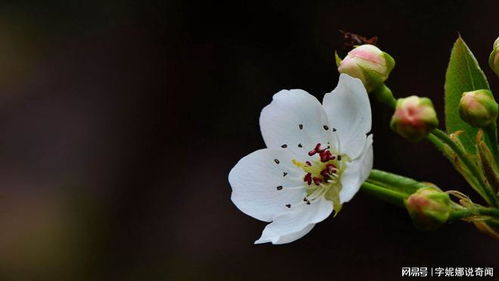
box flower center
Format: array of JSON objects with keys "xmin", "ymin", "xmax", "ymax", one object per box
[{"xmin": 292, "ymin": 143, "xmax": 347, "ymax": 212}]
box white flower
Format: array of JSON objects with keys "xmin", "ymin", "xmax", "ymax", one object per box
[{"xmin": 228, "ymin": 74, "xmax": 373, "ymax": 244}]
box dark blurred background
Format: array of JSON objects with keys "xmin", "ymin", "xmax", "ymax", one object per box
[{"xmin": 0, "ymin": 0, "xmax": 498, "ymax": 280}]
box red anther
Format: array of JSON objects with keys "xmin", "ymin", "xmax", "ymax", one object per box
[
  {"xmin": 305, "ymin": 161, "xmax": 312, "ymax": 166},
  {"xmin": 313, "ymin": 177, "xmax": 322, "ymax": 185},
  {"xmin": 304, "ymin": 173, "xmax": 312, "ymax": 185},
  {"xmin": 326, "ymin": 164, "xmax": 336, "ymax": 173},
  {"xmin": 319, "ymin": 150, "xmax": 335, "ymax": 162},
  {"xmin": 320, "ymin": 163, "xmax": 337, "ymax": 177},
  {"xmin": 308, "ymin": 143, "xmax": 324, "ymax": 156},
  {"xmin": 315, "ymin": 143, "xmax": 325, "ymax": 152},
  {"xmin": 320, "ymin": 169, "xmax": 329, "ymax": 177}
]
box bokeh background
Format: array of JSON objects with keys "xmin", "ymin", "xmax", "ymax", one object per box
[{"xmin": 0, "ymin": 0, "xmax": 498, "ymax": 280}]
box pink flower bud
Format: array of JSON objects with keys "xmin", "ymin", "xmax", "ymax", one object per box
[
  {"xmin": 337, "ymin": 44, "xmax": 394, "ymax": 92},
  {"xmin": 390, "ymin": 96, "xmax": 439, "ymax": 142},
  {"xmin": 459, "ymin": 89, "xmax": 498, "ymax": 128},
  {"xmin": 405, "ymin": 187, "xmax": 451, "ymax": 231}
]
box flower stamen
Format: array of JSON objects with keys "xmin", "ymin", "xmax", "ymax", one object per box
[
  {"xmin": 291, "ymin": 142, "xmax": 347, "ymax": 211},
  {"xmin": 304, "ymin": 173, "xmax": 312, "ymax": 185}
]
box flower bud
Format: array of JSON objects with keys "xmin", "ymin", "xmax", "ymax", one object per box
[
  {"xmin": 390, "ymin": 96, "xmax": 439, "ymax": 142},
  {"xmin": 489, "ymin": 37, "xmax": 499, "ymax": 76},
  {"xmin": 459, "ymin": 90, "xmax": 498, "ymax": 128},
  {"xmin": 405, "ymin": 187, "xmax": 451, "ymax": 231},
  {"xmin": 337, "ymin": 44, "xmax": 395, "ymax": 92}
]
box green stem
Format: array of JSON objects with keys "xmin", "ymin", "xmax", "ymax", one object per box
[
  {"xmin": 431, "ymin": 129, "xmax": 471, "ymax": 170},
  {"xmin": 368, "ymin": 169, "xmax": 426, "ymax": 195},
  {"xmin": 449, "ymin": 207, "xmax": 499, "ymax": 221},
  {"xmin": 430, "ymin": 129, "xmax": 498, "ymax": 207},
  {"xmin": 372, "ymin": 84, "xmax": 397, "ymax": 109},
  {"xmin": 484, "ymin": 124, "xmax": 499, "ymax": 164},
  {"xmin": 484, "ymin": 219, "xmax": 499, "ymax": 228},
  {"xmin": 426, "ymin": 132, "xmax": 446, "ymax": 152},
  {"xmin": 361, "ymin": 181, "xmax": 408, "ymax": 208},
  {"xmin": 427, "ymin": 130, "xmax": 485, "ymax": 198}
]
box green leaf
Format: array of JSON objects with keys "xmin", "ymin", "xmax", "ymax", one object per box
[{"xmin": 445, "ymin": 36, "xmax": 490, "ymax": 153}]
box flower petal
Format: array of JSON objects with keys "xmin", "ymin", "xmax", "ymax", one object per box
[
  {"xmin": 322, "ymin": 74, "xmax": 371, "ymax": 159},
  {"xmin": 256, "ymin": 224, "xmax": 315, "ymax": 245},
  {"xmin": 254, "ymin": 197, "xmax": 333, "ymax": 244},
  {"xmin": 229, "ymin": 149, "xmax": 307, "ymax": 222},
  {"xmin": 339, "ymin": 134, "xmax": 373, "ymax": 203},
  {"xmin": 260, "ymin": 89, "xmax": 332, "ymax": 159}
]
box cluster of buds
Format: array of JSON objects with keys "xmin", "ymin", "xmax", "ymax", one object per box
[
  {"xmin": 337, "ymin": 44, "xmax": 395, "ymax": 93},
  {"xmin": 390, "ymin": 96, "xmax": 439, "ymax": 141},
  {"xmin": 489, "ymin": 37, "xmax": 499, "ymax": 77},
  {"xmin": 405, "ymin": 187, "xmax": 452, "ymax": 231},
  {"xmin": 334, "ymin": 37, "xmax": 499, "ymax": 238},
  {"xmin": 459, "ymin": 89, "xmax": 498, "ymax": 128}
]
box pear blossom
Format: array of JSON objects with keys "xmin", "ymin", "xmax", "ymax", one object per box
[{"xmin": 228, "ymin": 74, "xmax": 373, "ymax": 244}]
